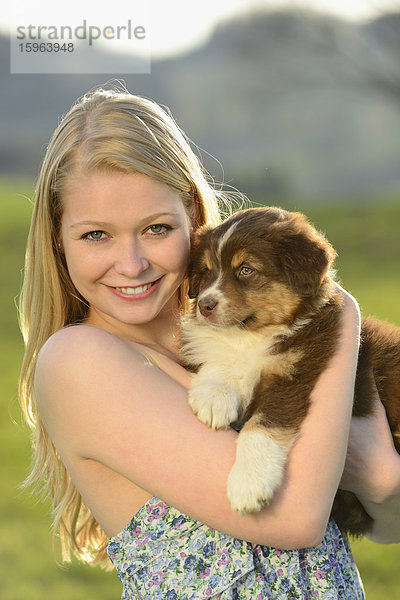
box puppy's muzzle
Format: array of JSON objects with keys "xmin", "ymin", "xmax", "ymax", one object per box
[{"xmin": 198, "ymin": 295, "xmax": 218, "ymax": 318}]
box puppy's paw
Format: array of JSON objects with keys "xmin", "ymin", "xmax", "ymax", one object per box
[
  {"xmin": 227, "ymin": 429, "xmax": 289, "ymax": 515},
  {"xmin": 188, "ymin": 382, "xmax": 239, "ymax": 429},
  {"xmin": 227, "ymin": 461, "xmax": 280, "ymax": 515}
]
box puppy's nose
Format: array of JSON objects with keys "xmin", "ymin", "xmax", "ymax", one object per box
[{"xmin": 198, "ymin": 296, "xmax": 218, "ymax": 317}]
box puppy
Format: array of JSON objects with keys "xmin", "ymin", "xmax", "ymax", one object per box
[{"xmin": 180, "ymin": 206, "xmax": 400, "ymax": 536}]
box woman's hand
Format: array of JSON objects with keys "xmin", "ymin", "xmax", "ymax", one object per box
[{"xmin": 340, "ymin": 383, "xmax": 400, "ymax": 543}]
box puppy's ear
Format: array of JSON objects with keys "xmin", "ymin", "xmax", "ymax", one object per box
[
  {"xmin": 274, "ymin": 214, "xmax": 337, "ymax": 296},
  {"xmin": 187, "ymin": 226, "xmax": 211, "ymax": 299}
]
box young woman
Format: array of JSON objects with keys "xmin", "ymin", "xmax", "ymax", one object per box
[{"xmin": 19, "ymin": 87, "xmax": 400, "ymax": 599}]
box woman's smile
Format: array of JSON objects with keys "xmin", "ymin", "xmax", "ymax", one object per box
[{"xmin": 107, "ymin": 277, "xmax": 163, "ymax": 300}]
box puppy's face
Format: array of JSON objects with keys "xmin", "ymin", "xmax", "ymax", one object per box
[{"xmin": 188, "ymin": 207, "xmax": 336, "ymax": 330}]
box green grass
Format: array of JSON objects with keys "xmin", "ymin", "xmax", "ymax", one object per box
[{"xmin": 1, "ymin": 178, "xmax": 399, "ymax": 599}]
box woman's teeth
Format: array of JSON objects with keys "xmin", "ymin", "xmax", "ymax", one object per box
[{"xmin": 116, "ymin": 283, "xmax": 152, "ymax": 295}]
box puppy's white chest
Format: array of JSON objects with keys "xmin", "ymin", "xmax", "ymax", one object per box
[
  {"xmin": 181, "ymin": 318, "xmax": 282, "ymax": 381},
  {"xmin": 209, "ymin": 335, "xmax": 270, "ymax": 392}
]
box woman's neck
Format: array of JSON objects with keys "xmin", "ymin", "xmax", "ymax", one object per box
[{"xmin": 85, "ymin": 305, "xmax": 181, "ymax": 360}]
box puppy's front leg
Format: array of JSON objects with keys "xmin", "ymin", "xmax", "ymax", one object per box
[
  {"xmin": 227, "ymin": 416, "xmax": 297, "ymax": 515},
  {"xmin": 189, "ymin": 367, "xmax": 240, "ymax": 429}
]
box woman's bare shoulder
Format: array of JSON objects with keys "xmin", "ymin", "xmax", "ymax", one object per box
[
  {"xmin": 34, "ymin": 324, "xmax": 149, "ymax": 411},
  {"xmin": 37, "ymin": 325, "xmax": 191, "ymax": 391},
  {"xmin": 39, "ymin": 324, "xmax": 124, "ymax": 354},
  {"xmin": 37, "ymin": 325, "xmax": 139, "ymax": 371}
]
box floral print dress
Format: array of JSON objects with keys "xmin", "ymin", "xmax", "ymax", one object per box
[{"xmin": 107, "ymin": 496, "xmax": 365, "ymax": 600}]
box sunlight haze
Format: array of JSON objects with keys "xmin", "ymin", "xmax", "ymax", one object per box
[{"xmin": 3, "ymin": 0, "xmax": 399, "ymax": 57}]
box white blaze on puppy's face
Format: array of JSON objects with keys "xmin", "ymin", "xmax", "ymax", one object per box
[{"xmin": 216, "ymin": 220, "xmax": 239, "ymax": 259}]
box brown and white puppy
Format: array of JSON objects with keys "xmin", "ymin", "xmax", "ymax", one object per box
[{"xmin": 180, "ymin": 206, "xmax": 400, "ymax": 536}]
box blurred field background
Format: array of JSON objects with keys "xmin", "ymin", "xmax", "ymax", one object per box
[{"xmin": 1, "ymin": 176, "xmax": 399, "ymax": 599}]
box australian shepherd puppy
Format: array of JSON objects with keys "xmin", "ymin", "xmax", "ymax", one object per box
[{"xmin": 180, "ymin": 206, "xmax": 400, "ymax": 536}]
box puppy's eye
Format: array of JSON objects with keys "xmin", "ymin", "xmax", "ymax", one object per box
[
  {"xmin": 238, "ymin": 266, "xmax": 254, "ymax": 278},
  {"xmin": 200, "ymin": 260, "xmax": 211, "ymax": 273}
]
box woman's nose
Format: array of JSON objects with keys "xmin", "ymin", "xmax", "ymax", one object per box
[{"xmin": 114, "ymin": 239, "xmax": 150, "ymax": 277}]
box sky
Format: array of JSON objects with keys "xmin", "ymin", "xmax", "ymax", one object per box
[
  {"xmin": 4, "ymin": 0, "xmax": 400, "ymax": 58},
  {"xmin": 148, "ymin": 0, "xmax": 400, "ymax": 57}
]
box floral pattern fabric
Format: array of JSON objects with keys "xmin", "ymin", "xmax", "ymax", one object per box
[{"xmin": 107, "ymin": 496, "xmax": 365, "ymax": 599}]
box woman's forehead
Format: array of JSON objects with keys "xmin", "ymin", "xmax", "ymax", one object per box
[{"xmin": 61, "ymin": 170, "xmax": 190, "ymax": 225}]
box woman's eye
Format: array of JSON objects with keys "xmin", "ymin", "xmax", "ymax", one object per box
[
  {"xmin": 238, "ymin": 266, "xmax": 254, "ymax": 277},
  {"xmin": 82, "ymin": 230, "xmax": 107, "ymax": 242},
  {"xmin": 147, "ymin": 224, "xmax": 171, "ymax": 235}
]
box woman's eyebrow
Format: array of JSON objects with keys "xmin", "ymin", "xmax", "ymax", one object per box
[
  {"xmin": 69, "ymin": 212, "xmax": 180, "ymax": 230},
  {"xmin": 69, "ymin": 220, "xmax": 110, "ymax": 230}
]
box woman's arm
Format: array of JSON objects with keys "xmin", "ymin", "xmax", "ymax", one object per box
[
  {"xmin": 340, "ymin": 392, "xmax": 400, "ymax": 543},
  {"xmin": 34, "ymin": 291, "xmax": 360, "ymax": 549}
]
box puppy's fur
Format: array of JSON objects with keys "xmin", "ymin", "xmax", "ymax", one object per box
[{"xmin": 180, "ymin": 206, "xmax": 400, "ymax": 536}]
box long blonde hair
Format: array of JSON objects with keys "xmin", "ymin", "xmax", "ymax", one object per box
[{"xmin": 19, "ymin": 86, "xmax": 224, "ymax": 567}]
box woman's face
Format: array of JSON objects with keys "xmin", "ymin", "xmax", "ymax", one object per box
[{"xmin": 60, "ymin": 170, "xmax": 192, "ymax": 334}]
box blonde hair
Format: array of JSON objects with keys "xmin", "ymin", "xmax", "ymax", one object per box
[{"xmin": 19, "ymin": 86, "xmax": 226, "ymax": 568}]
